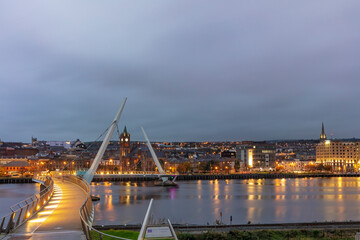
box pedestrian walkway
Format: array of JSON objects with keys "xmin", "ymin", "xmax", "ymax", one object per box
[{"xmin": 4, "ymin": 178, "xmax": 88, "ymax": 240}]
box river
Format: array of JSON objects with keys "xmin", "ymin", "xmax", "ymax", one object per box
[
  {"xmin": 0, "ymin": 183, "xmax": 40, "ymax": 217},
  {"xmin": 91, "ymin": 177, "xmax": 360, "ymax": 225}
]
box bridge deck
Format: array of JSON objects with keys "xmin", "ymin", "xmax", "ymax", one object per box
[{"xmin": 5, "ymin": 178, "xmax": 88, "ymax": 240}]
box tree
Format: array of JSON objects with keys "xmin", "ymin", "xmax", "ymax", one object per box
[
  {"xmin": 177, "ymin": 162, "xmax": 192, "ymax": 173},
  {"xmin": 324, "ymin": 165, "xmax": 332, "ymax": 172},
  {"xmin": 275, "ymin": 165, "xmax": 285, "ymax": 171},
  {"xmin": 316, "ymin": 163, "xmax": 325, "ymax": 171}
]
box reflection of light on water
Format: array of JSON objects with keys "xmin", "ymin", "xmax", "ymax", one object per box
[
  {"xmin": 197, "ymin": 180, "xmax": 202, "ymax": 191},
  {"xmin": 105, "ymin": 194, "xmax": 113, "ymax": 210},
  {"xmin": 247, "ymin": 207, "xmax": 255, "ymax": 220},
  {"xmin": 170, "ymin": 187, "xmax": 176, "ymax": 200},
  {"xmin": 338, "ymin": 177, "xmax": 342, "ymax": 188},
  {"xmin": 248, "ymin": 179, "xmax": 255, "ymax": 185},
  {"xmin": 92, "ymin": 177, "xmax": 360, "ymax": 226},
  {"xmin": 275, "ymin": 195, "xmax": 286, "ymax": 201},
  {"xmin": 214, "ymin": 180, "xmax": 219, "ymax": 201}
]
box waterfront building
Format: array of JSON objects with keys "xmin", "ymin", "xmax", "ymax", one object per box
[
  {"xmin": 316, "ymin": 124, "xmax": 360, "ymax": 172},
  {"xmin": 1, "ymin": 160, "xmax": 32, "ymax": 172},
  {"xmin": 236, "ymin": 141, "xmax": 276, "ymax": 169},
  {"xmin": 316, "ymin": 141, "xmax": 359, "ymax": 172}
]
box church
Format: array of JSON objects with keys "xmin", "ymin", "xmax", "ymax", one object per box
[{"xmin": 119, "ymin": 126, "xmax": 160, "ymax": 172}]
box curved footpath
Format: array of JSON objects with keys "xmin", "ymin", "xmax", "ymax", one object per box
[{"xmin": 3, "ymin": 178, "xmax": 88, "ymax": 240}]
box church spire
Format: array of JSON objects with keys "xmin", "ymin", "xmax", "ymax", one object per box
[{"xmin": 320, "ymin": 122, "xmax": 327, "ymax": 142}]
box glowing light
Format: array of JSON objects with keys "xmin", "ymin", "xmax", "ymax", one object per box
[
  {"xmin": 29, "ymin": 218, "xmax": 47, "ymax": 223},
  {"xmin": 26, "ymin": 212, "xmax": 30, "ymax": 218},
  {"xmin": 248, "ymin": 149, "xmax": 253, "ymax": 168},
  {"xmin": 49, "ymin": 200, "xmax": 61, "ymax": 204},
  {"xmin": 44, "ymin": 205, "xmax": 58, "ymax": 209},
  {"xmin": 325, "ymin": 140, "xmax": 331, "ymax": 145},
  {"xmin": 38, "ymin": 211, "xmax": 53, "ymax": 215}
]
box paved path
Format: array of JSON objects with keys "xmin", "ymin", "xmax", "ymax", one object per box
[{"xmin": 4, "ymin": 178, "xmax": 88, "ymax": 240}]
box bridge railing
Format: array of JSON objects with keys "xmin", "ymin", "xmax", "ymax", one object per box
[
  {"xmin": 0, "ymin": 176, "xmax": 54, "ymax": 234},
  {"xmin": 64, "ymin": 175, "xmax": 131, "ymax": 240}
]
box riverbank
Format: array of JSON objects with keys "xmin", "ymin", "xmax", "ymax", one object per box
[
  {"xmin": 92, "ymin": 172, "xmax": 360, "ymax": 182},
  {"xmin": 97, "ymin": 228, "xmax": 360, "ymax": 240},
  {"xmin": 94, "ymin": 221, "xmax": 360, "ymax": 232},
  {"xmin": 0, "ymin": 177, "xmax": 34, "ymax": 184}
]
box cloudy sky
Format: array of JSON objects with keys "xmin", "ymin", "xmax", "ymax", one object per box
[{"xmin": 1, "ymin": 1, "xmax": 360, "ymax": 142}]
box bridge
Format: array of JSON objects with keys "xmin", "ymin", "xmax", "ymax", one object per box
[
  {"xmin": 3, "ymin": 176, "xmax": 88, "ymax": 240},
  {"xmin": 1, "ymin": 98, "xmax": 177, "ymax": 240}
]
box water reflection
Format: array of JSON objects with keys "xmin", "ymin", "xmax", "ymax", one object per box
[
  {"xmin": 91, "ymin": 177, "xmax": 360, "ymax": 225},
  {"xmin": 0, "ymin": 184, "xmax": 40, "ymax": 217}
]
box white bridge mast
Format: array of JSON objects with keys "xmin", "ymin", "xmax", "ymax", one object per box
[
  {"xmin": 141, "ymin": 127, "xmax": 165, "ymax": 175},
  {"xmin": 83, "ymin": 98, "xmax": 127, "ymax": 184}
]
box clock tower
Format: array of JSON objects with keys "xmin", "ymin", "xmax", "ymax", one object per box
[{"xmin": 120, "ymin": 126, "xmax": 130, "ymax": 157}]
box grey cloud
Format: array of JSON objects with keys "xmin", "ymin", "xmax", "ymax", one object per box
[{"xmin": 1, "ymin": 1, "xmax": 360, "ymax": 142}]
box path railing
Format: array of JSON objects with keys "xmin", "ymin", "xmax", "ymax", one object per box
[
  {"xmin": 64, "ymin": 175, "xmax": 131, "ymax": 240},
  {"xmin": 0, "ymin": 176, "xmax": 54, "ymax": 234}
]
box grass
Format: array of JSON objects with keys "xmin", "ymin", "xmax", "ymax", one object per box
[
  {"xmin": 177, "ymin": 229, "xmax": 360, "ymax": 240},
  {"xmin": 91, "ymin": 229, "xmax": 360, "ymax": 240},
  {"xmin": 91, "ymin": 229, "xmax": 174, "ymax": 240}
]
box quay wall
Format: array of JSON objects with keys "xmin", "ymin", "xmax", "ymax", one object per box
[
  {"xmin": 0, "ymin": 177, "xmax": 34, "ymax": 184},
  {"xmin": 92, "ymin": 173, "xmax": 360, "ymax": 182}
]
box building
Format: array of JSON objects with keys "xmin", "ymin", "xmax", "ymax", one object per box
[
  {"xmin": 320, "ymin": 122, "xmax": 327, "ymax": 142},
  {"xmin": 120, "ymin": 126, "xmax": 130, "ymax": 157},
  {"xmin": 1, "ymin": 160, "xmax": 32, "ymax": 173},
  {"xmin": 236, "ymin": 141, "xmax": 276, "ymax": 169},
  {"xmin": 316, "ymin": 123, "xmax": 360, "ymax": 172},
  {"xmin": 316, "ymin": 140, "xmax": 359, "ymax": 172},
  {"xmin": 220, "ymin": 150, "xmax": 236, "ymax": 158}
]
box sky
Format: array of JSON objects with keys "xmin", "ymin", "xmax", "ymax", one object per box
[{"xmin": 1, "ymin": 1, "xmax": 360, "ymax": 142}]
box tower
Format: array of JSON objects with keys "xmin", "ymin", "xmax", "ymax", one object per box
[
  {"xmin": 120, "ymin": 126, "xmax": 130, "ymax": 157},
  {"xmin": 320, "ymin": 122, "xmax": 327, "ymax": 142}
]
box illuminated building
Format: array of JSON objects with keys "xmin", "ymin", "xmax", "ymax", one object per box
[
  {"xmin": 316, "ymin": 141, "xmax": 359, "ymax": 172},
  {"xmin": 120, "ymin": 126, "xmax": 130, "ymax": 157},
  {"xmin": 316, "ymin": 124, "xmax": 360, "ymax": 172},
  {"xmin": 320, "ymin": 122, "xmax": 327, "ymax": 142},
  {"xmin": 236, "ymin": 141, "xmax": 276, "ymax": 169}
]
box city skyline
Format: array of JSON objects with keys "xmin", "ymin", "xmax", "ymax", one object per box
[{"xmin": 1, "ymin": 1, "xmax": 360, "ymax": 142}]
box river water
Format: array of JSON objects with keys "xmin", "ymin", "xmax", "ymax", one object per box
[
  {"xmin": 91, "ymin": 177, "xmax": 360, "ymax": 225},
  {"xmin": 0, "ymin": 183, "xmax": 40, "ymax": 217}
]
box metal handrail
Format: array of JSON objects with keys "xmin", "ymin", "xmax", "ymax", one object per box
[
  {"xmin": 64, "ymin": 175, "xmax": 131, "ymax": 240},
  {"xmin": 0, "ymin": 176, "xmax": 54, "ymax": 234}
]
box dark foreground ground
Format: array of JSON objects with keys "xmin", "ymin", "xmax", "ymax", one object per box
[
  {"xmin": 97, "ymin": 229, "xmax": 360, "ymax": 240},
  {"xmin": 95, "ymin": 222, "xmax": 360, "ymax": 239}
]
